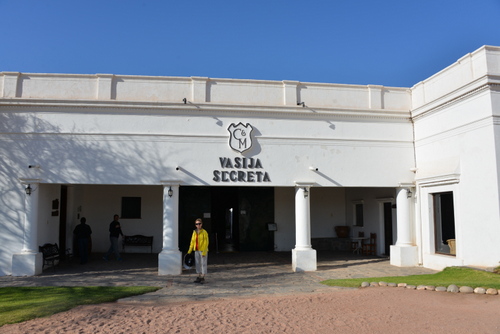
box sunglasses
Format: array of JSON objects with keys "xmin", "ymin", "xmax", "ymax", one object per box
[{"xmin": 195, "ymin": 223, "xmax": 202, "ymax": 225}]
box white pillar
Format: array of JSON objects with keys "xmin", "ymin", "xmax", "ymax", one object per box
[
  {"xmin": 292, "ymin": 183, "xmax": 316, "ymax": 272},
  {"xmin": 12, "ymin": 181, "xmax": 43, "ymax": 276},
  {"xmin": 390, "ymin": 187, "xmax": 418, "ymax": 267},
  {"xmin": 158, "ymin": 182, "xmax": 182, "ymax": 275},
  {"xmin": 395, "ymin": 188, "xmax": 412, "ymax": 246}
]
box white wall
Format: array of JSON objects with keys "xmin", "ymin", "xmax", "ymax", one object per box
[
  {"xmin": 0, "ymin": 179, "xmax": 25, "ymax": 275},
  {"xmin": 70, "ymin": 185, "xmax": 164, "ymax": 253},
  {"xmin": 310, "ymin": 187, "xmax": 346, "ymax": 238},
  {"xmin": 274, "ymin": 187, "xmax": 295, "ymax": 251},
  {"xmin": 37, "ymin": 185, "xmax": 61, "ymax": 246},
  {"xmin": 2, "ymin": 108, "xmax": 415, "ymax": 188},
  {"xmin": 414, "ymin": 65, "xmax": 500, "ymax": 269}
]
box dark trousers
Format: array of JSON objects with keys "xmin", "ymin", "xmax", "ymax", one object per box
[{"xmin": 78, "ymin": 237, "xmax": 89, "ymax": 264}]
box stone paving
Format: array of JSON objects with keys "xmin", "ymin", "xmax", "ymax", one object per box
[{"xmin": 0, "ymin": 251, "xmax": 437, "ymax": 304}]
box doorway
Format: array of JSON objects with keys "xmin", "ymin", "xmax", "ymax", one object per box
[
  {"xmin": 383, "ymin": 202, "xmax": 394, "ymax": 255},
  {"xmin": 212, "ymin": 187, "xmax": 239, "ymax": 252},
  {"xmin": 179, "ymin": 186, "xmax": 275, "ymax": 253},
  {"xmin": 58, "ymin": 185, "xmax": 68, "ymax": 259}
]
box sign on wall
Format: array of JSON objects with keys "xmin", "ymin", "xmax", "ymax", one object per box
[
  {"xmin": 212, "ymin": 122, "xmax": 271, "ymax": 183},
  {"xmin": 228, "ymin": 122, "xmax": 253, "ymax": 153}
]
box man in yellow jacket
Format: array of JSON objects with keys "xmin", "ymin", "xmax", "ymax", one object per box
[{"xmin": 187, "ymin": 218, "xmax": 209, "ymax": 283}]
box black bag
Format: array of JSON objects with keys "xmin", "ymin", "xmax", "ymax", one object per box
[{"xmin": 184, "ymin": 253, "xmax": 195, "ymax": 267}]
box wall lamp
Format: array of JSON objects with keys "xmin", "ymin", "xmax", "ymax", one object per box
[
  {"xmin": 25, "ymin": 184, "xmax": 32, "ymax": 196},
  {"xmin": 303, "ymin": 187, "xmax": 309, "ymax": 198},
  {"xmin": 406, "ymin": 189, "xmax": 412, "ymax": 199},
  {"xmin": 297, "ymin": 102, "xmax": 305, "ymax": 107},
  {"xmin": 168, "ymin": 186, "xmax": 173, "ymax": 198},
  {"xmin": 182, "ymin": 98, "xmax": 187, "ymax": 104}
]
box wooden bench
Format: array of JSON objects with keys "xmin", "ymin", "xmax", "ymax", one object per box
[
  {"xmin": 122, "ymin": 235, "xmax": 153, "ymax": 253},
  {"xmin": 39, "ymin": 243, "xmax": 61, "ymax": 269}
]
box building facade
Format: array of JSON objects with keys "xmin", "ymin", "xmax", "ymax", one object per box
[{"xmin": 1, "ymin": 45, "xmax": 499, "ymax": 276}]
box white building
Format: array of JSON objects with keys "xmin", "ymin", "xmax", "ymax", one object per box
[{"xmin": 1, "ymin": 45, "xmax": 499, "ymax": 276}]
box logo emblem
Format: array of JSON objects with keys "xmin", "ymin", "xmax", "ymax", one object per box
[{"xmin": 228, "ymin": 122, "xmax": 253, "ymax": 153}]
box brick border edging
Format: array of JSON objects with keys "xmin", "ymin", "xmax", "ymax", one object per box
[{"xmin": 360, "ymin": 281, "xmax": 500, "ymax": 295}]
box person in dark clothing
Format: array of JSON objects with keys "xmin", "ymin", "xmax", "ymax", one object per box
[
  {"xmin": 73, "ymin": 217, "xmax": 92, "ymax": 264},
  {"xmin": 103, "ymin": 214, "xmax": 124, "ymax": 261}
]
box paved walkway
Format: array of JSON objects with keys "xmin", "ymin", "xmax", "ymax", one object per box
[{"xmin": 0, "ymin": 251, "xmax": 437, "ymax": 304}]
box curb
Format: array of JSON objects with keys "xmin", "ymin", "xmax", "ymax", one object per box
[{"xmin": 360, "ymin": 281, "xmax": 499, "ymax": 295}]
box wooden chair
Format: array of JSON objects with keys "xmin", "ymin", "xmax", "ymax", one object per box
[{"xmin": 362, "ymin": 233, "xmax": 377, "ymax": 255}]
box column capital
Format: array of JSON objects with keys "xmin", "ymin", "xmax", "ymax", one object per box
[
  {"xmin": 19, "ymin": 178, "xmax": 41, "ymax": 185},
  {"xmin": 294, "ymin": 182, "xmax": 315, "ymax": 188},
  {"xmin": 160, "ymin": 180, "xmax": 182, "ymax": 187}
]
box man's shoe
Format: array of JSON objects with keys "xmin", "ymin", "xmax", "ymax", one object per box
[
  {"xmin": 194, "ymin": 277, "xmax": 201, "ymax": 283},
  {"xmin": 199, "ymin": 277, "xmax": 205, "ymax": 284}
]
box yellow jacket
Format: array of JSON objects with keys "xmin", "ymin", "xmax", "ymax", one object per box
[{"xmin": 188, "ymin": 229, "xmax": 209, "ymax": 256}]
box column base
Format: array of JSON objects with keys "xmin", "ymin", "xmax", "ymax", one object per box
[
  {"xmin": 390, "ymin": 245, "xmax": 418, "ymax": 267},
  {"xmin": 292, "ymin": 248, "xmax": 317, "ymax": 272},
  {"xmin": 158, "ymin": 250, "xmax": 182, "ymax": 275},
  {"xmin": 12, "ymin": 252, "xmax": 43, "ymax": 276}
]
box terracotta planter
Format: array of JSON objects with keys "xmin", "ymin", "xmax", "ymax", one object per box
[{"xmin": 335, "ymin": 226, "xmax": 350, "ymax": 238}]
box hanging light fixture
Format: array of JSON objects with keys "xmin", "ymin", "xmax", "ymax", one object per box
[{"xmin": 168, "ymin": 186, "xmax": 173, "ymax": 198}]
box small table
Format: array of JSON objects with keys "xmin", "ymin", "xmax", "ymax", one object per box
[{"xmin": 351, "ymin": 237, "xmax": 368, "ymax": 254}]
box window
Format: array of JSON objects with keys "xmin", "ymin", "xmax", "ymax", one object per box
[
  {"xmin": 353, "ymin": 201, "xmax": 364, "ymax": 227},
  {"xmin": 121, "ymin": 197, "xmax": 141, "ymax": 219},
  {"xmin": 433, "ymin": 192, "xmax": 456, "ymax": 256}
]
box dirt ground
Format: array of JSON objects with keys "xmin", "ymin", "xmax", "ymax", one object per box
[{"xmin": 2, "ymin": 287, "xmax": 500, "ymax": 334}]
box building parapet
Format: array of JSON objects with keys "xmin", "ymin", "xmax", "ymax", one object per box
[
  {"xmin": 1, "ymin": 71, "xmax": 411, "ymax": 112},
  {"xmin": 411, "ymin": 45, "xmax": 500, "ymax": 113}
]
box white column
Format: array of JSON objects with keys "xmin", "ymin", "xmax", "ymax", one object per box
[
  {"xmin": 292, "ymin": 183, "xmax": 316, "ymax": 272},
  {"xmin": 158, "ymin": 182, "xmax": 182, "ymax": 275},
  {"xmin": 12, "ymin": 181, "xmax": 43, "ymax": 276},
  {"xmin": 390, "ymin": 187, "xmax": 418, "ymax": 267},
  {"xmin": 395, "ymin": 188, "xmax": 412, "ymax": 246}
]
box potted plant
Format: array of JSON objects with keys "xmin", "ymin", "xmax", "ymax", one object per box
[{"xmin": 335, "ymin": 226, "xmax": 350, "ymax": 238}]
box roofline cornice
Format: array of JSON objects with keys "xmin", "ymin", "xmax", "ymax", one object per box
[{"xmin": 0, "ymin": 98, "xmax": 411, "ymax": 122}]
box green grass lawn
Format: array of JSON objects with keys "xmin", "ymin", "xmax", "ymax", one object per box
[
  {"xmin": 322, "ymin": 267, "xmax": 500, "ymax": 289},
  {"xmin": 0, "ymin": 286, "xmax": 160, "ymax": 326}
]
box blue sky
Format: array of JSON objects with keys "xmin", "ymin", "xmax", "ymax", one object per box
[{"xmin": 1, "ymin": 0, "xmax": 500, "ymax": 87}]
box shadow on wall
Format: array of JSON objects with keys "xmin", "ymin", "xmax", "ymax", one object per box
[{"xmin": 0, "ymin": 111, "xmax": 182, "ymax": 274}]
